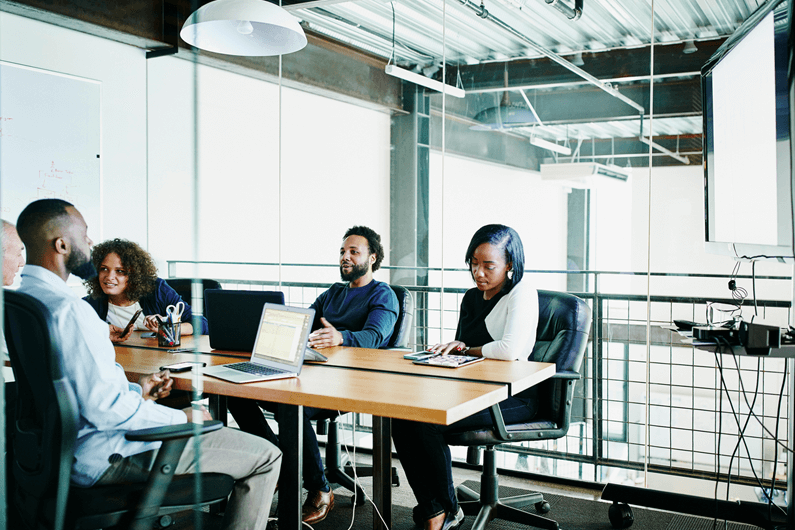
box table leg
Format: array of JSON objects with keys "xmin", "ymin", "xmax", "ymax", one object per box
[
  {"xmin": 278, "ymin": 404, "xmax": 304, "ymax": 530},
  {"xmin": 372, "ymin": 416, "xmax": 392, "ymax": 530},
  {"xmin": 207, "ymin": 394, "xmax": 228, "ymax": 515},
  {"xmin": 208, "ymin": 395, "xmax": 227, "ymax": 425}
]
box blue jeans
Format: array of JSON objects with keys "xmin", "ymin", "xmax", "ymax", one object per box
[
  {"xmin": 391, "ymin": 395, "xmax": 537, "ymax": 522},
  {"xmin": 227, "ymin": 397, "xmax": 330, "ymax": 492}
]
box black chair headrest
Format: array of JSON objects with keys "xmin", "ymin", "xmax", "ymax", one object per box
[
  {"xmin": 530, "ymin": 290, "xmax": 591, "ymax": 373},
  {"xmin": 387, "ymin": 285, "xmax": 414, "ymax": 349}
]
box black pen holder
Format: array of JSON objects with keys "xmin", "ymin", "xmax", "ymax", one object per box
[{"xmin": 157, "ymin": 320, "xmax": 181, "ymax": 347}]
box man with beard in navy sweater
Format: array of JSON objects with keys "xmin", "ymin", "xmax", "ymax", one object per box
[{"xmin": 228, "ymin": 225, "xmax": 398, "ymax": 524}]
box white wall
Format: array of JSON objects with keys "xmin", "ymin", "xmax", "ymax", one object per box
[
  {"xmin": 0, "ymin": 12, "xmax": 148, "ymax": 246},
  {"xmin": 1, "ymin": 13, "xmax": 393, "ymax": 288},
  {"xmin": 428, "ymin": 152, "xmax": 569, "ymax": 292},
  {"xmin": 146, "ymin": 56, "xmax": 392, "ymax": 285},
  {"xmin": 639, "ymin": 165, "xmax": 791, "ymax": 302}
]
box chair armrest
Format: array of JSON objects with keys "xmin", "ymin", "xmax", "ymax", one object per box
[
  {"xmin": 125, "ymin": 420, "xmax": 223, "ymax": 442},
  {"xmin": 487, "ymin": 404, "xmax": 513, "ymax": 443},
  {"xmin": 551, "ymin": 370, "xmax": 581, "ymax": 381},
  {"xmin": 488, "ymin": 371, "xmax": 581, "ymax": 443}
]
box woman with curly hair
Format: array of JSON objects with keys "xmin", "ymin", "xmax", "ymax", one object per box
[{"xmin": 84, "ymin": 239, "xmax": 208, "ymax": 343}]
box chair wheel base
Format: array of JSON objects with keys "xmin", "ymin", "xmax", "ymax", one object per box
[
  {"xmin": 535, "ymin": 500, "xmax": 551, "ymax": 514},
  {"xmin": 608, "ymin": 502, "xmax": 634, "ymax": 528}
]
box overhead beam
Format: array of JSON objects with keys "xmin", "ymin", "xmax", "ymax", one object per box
[
  {"xmin": 438, "ymin": 78, "xmax": 701, "ymax": 126},
  {"xmin": 446, "ymin": 40, "xmax": 723, "ymax": 93}
]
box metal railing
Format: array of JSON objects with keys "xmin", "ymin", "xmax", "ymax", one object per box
[{"xmin": 168, "ymin": 261, "xmax": 793, "ymax": 492}]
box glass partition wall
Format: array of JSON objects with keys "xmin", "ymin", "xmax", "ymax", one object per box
[{"xmin": 1, "ymin": 0, "xmax": 788, "ymax": 520}]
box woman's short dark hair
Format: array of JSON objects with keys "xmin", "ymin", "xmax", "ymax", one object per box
[
  {"xmin": 465, "ymin": 224, "xmax": 525, "ymax": 292},
  {"xmin": 84, "ymin": 239, "xmax": 158, "ymax": 302},
  {"xmin": 343, "ymin": 225, "xmax": 385, "ymax": 272}
]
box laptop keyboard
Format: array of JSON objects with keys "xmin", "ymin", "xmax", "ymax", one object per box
[{"xmin": 227, "ymin": 362, "xmax": 284, "ymax": 376}]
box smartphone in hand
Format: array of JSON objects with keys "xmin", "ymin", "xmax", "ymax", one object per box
[{"xmin": 122, "ymin": 309, "xmax": 144, "ymax": 336}]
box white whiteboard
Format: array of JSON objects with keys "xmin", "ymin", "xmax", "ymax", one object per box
[{"xmin": 0, "ymin": 62, "xmax": 101, "ymax": 236}]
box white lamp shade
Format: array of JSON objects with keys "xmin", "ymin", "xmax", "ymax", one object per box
[{"xmin": 181, "ymin": 0, "xmax": 308, "ymax": 56}]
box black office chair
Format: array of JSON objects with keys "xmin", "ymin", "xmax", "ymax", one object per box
[
  {"xmin": 442, "ymin": 290, "xmax": 592, "ymax": 530},
  {"xmin": 164, "ymin": 277, "xmax": 222, "ymax": 307},
  {"xmin": 321, "ymin": 284, "xmax": 414, "ymax": 502},
  {"xmin": 4, "ymin": 290, "xmax": 235, "ymax": 530}
]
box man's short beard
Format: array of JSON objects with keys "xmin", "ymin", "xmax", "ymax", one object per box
[
  {"xmin": 340, "ymin": 261, "xmax": 369, "ymax": 282},
  {"xmin": 67, "ymin": 246, "xmax": 96, "ymax": 280}
]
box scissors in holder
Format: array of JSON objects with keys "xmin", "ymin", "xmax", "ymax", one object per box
[{"xmin": 166, "ymin": 301, "xmax": 185, "ymax": 322}]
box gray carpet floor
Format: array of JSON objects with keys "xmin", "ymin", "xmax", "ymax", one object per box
[
  {"xmin": 171, "ymin": 453, "xmax": 768, "ymax": 530},
  {"xmin": 302, "ymin": 479, "xmax": 764, "ymax": 530}
]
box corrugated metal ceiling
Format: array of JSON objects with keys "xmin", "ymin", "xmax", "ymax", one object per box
[
  {"xmin": 293, "ymin": 0, "xmax": 762, "ymax": 67},
  {"xmin": 288, "ymin": 0, "xmax": 770, "ymax": 162}
]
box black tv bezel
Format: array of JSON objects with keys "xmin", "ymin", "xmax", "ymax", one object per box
[{"xmin": 701, "ymin": 0, "xmax": 793, "ymax": 260}]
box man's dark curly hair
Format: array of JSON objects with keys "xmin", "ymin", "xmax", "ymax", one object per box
[
  {"xmin": 343, "ymin": 225, "xmax": 385, "ymax": 272},
  {"xmin": 84, "ymin": 239, "xmax": 158, "ymax": 302}
]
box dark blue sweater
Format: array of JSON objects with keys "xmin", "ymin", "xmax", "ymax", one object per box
[
  {"xmin": 310, "ymin": 280, "xmax": 398, "ymax": 348},
  {"xmin": 83, "ymin": 277, "xmax": 209, "ymax": 334}
]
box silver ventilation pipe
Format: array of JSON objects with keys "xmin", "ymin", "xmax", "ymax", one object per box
[
  {"xmin": 458, "ymin": 0, "xmax": 644, "ymax": 114},
  {"xmin": 545, "ymin": 0, "xmax": 583, "ymax": 21}
]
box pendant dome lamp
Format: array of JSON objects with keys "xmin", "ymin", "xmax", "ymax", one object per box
[
  {"xmin": 180, "ymin": 0, "xmax": 307, "ymax": 56},
  {"xmin": 470, "ymin": 66, "xmax": 541, "ymax": 130}
]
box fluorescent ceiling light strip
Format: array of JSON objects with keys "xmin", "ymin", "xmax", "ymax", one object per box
[
  {"xmin": 531, "ymin": 137, "xmax": 571, "ymax": 155},
  {"xmin": 385, "ymin": 65, "xmax": 465, "ymax": 98}
]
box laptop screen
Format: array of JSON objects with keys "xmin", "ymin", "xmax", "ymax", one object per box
[{"xmin": 252, "ymin": 305, "xmax": 312, "ymax": 365}]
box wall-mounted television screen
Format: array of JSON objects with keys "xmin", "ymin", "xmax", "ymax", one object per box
[{"xmin": 702, "ymin": 0, "xmax": 792, "ymax": 261}]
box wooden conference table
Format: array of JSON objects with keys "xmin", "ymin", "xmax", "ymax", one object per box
[{"xmin": 116, "ymin": 333, "xmax": 555, "ymax": 530}]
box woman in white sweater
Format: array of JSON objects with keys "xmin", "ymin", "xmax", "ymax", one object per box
[{"xmin": 391, "ymin": 224, "xmax": 539, "ymax": 530}]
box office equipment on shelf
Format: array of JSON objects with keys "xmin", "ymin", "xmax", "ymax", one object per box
[
  {"xmin": 692, "ymin": 324, "xmax": 738, "ymax": 343},
  {"xmin": 606, "ymin": 324, "xmax": 795, "ymax": 529},
  {"xmin": 205, "ymin": 288, "xmax": 284, "ymax": 351},
  {"xmin": 739, "ymin": 320, "xmax": 782, "ymax": 354},
  {"xmin": 204, "ymin": 303, "xmax": 313, "ymax": 383}
]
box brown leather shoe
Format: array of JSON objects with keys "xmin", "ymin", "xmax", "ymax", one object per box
[{"xmin": 301, "ymin": 489, "xmax": 335, "ymax": 524}]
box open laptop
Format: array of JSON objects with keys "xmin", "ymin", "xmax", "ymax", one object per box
[{"xmin": 204, "ymin": 303, "xmax": 315, "ymax": 383}]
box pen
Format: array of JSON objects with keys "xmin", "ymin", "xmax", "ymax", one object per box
[{"xmin": 168, "ymin": 348, "xmax": 194, "ymax": 353}]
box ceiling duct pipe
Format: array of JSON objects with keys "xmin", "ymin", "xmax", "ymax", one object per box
[
  {"xmin": 459, "ymin": 0, "xmax": 643, "ymax": 114},
  {"xmin": 545, "ymin": 0, "xmax": 583, "ymax": 21}
]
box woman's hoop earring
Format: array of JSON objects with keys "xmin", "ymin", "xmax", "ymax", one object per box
[{"xmin": 507, "ymin": 270, "xmax": 513, "ymax": 280}]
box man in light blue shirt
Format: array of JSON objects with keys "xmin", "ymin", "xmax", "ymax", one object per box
[{"xmin": 15, "ymin": 199, "xmax": 281, "ymax": 530}]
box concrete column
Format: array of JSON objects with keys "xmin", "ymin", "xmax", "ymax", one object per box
[{"xmin": 390, "ymin": 85, "xmax": 430, "ymax": 346}]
